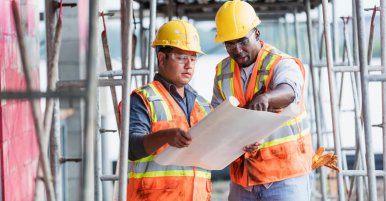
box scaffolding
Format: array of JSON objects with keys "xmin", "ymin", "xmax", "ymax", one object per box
[{"xmin": 3, "ymin": 0, "xmax": 386, "ymax": 200}]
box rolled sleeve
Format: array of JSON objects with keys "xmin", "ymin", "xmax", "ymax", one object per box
[
  {"xmin": 270, "ymin": 59, "xmax": 304, "ymax": 104},
  {"xmin": 128, "ymin": 93, "xmax": 151, "ymax": 160}
]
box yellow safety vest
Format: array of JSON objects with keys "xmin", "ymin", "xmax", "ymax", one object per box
[
  {"xmin": 127, "ymin": 81, "xmax": 212, "ymax": 201},
  {"xmin": 215, "ymin": 43, "xmax": 313, "ymax": 186}
]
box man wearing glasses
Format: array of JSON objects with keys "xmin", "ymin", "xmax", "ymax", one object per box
[
  {"xmin": 211, "ymin": 0, "xmax": 313, "ymax": 200},
  {"xmin": 123, "ymin": 20, "xmax": 212, "ymax": 200}
]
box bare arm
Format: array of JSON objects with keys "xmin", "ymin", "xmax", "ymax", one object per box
[{"xmin": 143, "ymin": 128, "xmax": 192, "ymax": 155}]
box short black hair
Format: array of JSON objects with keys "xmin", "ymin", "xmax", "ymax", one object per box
[{"xmin": 156, "ymin": 46, "xmax": 173, "ymax": 54}]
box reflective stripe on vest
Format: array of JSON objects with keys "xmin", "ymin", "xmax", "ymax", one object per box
[
  {"xmin": 264, "ymin": 111, "xmax": 309, "ymax": 143},
  {"xmin": 260, "ymin": 128, "xmax": 310, "ymax": 149},
  {"xmin": 137, "ymin": 84, "xmax": 172, "ymax": 122},
  {"xmin": 131, "ymin": 81, "xmax": 211, "ymax": 180},
  {"xmin": 255, "ymin": 48, "xmax": 281, "ymax": 93},
  {"xmin": 128, "ymin": 155, "xmax": 210, "ymax": 179},
  {"xmin": 216, "ymin": 58, "xmax": 235, "ymax": 99},
  {"xmin": 253, "ymin": 48, "xmax": 270, "ymax": 93},
  {"xmin": 195, "ymin": 95, "xmax": 212, "ymax": 115}
]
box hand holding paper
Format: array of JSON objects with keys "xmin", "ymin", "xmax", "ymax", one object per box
[{"xmin": 155, "ymin": 96, "xmax": 299, "ymax": 170}]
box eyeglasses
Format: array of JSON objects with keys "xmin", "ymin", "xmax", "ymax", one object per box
[
  {"xmin": 224, "ymin": 29, "xmax": 256, "ymax": 51},
  {"xmin": 167, "ymin": 52, "xmax": 198, "ymax": 64}
]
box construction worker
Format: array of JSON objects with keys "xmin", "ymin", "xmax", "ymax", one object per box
[
  {"xmin": 211, "ymin": 0, "xmax": 313, "ymax": 200},
  {"xmin": 123, "ymin": 19, "xmax": 212, "ymax": 201}
]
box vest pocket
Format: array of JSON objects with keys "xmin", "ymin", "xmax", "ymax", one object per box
[
  {"xmin": 140, "ymin": 177, "xmax": 179, "ymax": 190},
  {"xmin": 259, "ymin": 143, "xmax": 296, "ymax": 160},
  {"xmin": 137, "ymin": 178, "xmax": 183, "ymax": 201}
]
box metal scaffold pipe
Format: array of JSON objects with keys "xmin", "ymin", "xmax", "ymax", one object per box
[
  {"xmin": 355, "ymin": 0, "xmax": 378, "ymax": 200},
  {"xmin": 321, "ymin": 0, "xmax": 346, "ymax": 200},
  {"xmin": 82, "ymin": 0, "xmax": 99, "ymax": 200},
  {"xmin": 117, "ymin": 0, "xmax": 134, "ymax": 200},
  {"xmin": 148, "ymin": 0, "xmax": 156, "ymax": 82},
  {"xmin": 380, "ymin": 0, "xmax": 386, "ymax": 199},
  {"xmin": 305, "ymin": 1, "xmax": 327, "ymax": 200},
  {"xmin": 43, "ymin": 3, "xmax": 63, "ymax": 200}
]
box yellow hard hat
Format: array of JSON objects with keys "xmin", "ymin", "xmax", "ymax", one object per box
[
  {"xmin": 152, "ymin": 19, "xmax": 204, "ymax": 54},
  {"xmin": 214, "ymin": 0, "xmax": 261, "ymax": 43}
]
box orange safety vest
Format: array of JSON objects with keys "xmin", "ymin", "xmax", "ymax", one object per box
[
  {"xmin": 127, "ymin": 81, "xmax": 212, "ymax": 201},
  {"xmin": 215, "ymin": 43, "xmax": 313, "ymax": 187}
]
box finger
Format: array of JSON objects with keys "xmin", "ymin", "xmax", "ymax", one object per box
[
  {"xmin": 172, "ymin": 141, "xmax": 183, "ymax": 148},
  {"xmin": 261, "ymin": 103, "xmax": 268, "ymax": 111},
  {"xmin": 243, "ymin": 147, "xmax": 254, "ymax": 152},
  {"xmin": 176, "ymin": 138, "xmax": 190, "ymax": 148},
  {"xmin": 243, "ymin": 145, "xmax": 252, "ymax": 152},
  {"xmin": 243, "ymin": 145, "xmax": 259, "ymax": 152},
  {"xmin": 247, "ymin": 104, "xmax": 256, "ymax": 110},
  {"xmin": 268, "ymin": 108, "xmax": 283, "ymax": 113},
  {"xmin": 175, "ymin": 136, "xmax": 190, "ymax": 147},
  {"xmin": 255, "ymin": 103, "xmax": 267, "ymax": 111},
  {"xmin": 315, "ymin": 147, "xmax": 325, "ymax": 156},
  {"xmin": 179, "ymin": 130, "xmax": 192, "ymax": 141}
]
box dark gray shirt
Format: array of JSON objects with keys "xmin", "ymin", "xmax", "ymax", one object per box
[{"xmin": 128, "ymin": 74, "xmax": 198, "ymax": 160}]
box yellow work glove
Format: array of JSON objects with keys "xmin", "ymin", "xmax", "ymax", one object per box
[{"xmin": 312, "ymin": 147, "xmax": 340, "ymax": 172}]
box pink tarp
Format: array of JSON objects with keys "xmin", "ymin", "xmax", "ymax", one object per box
[{"xmin": 0, "ymin": 1, "xmax": 39, "ymax": 201}]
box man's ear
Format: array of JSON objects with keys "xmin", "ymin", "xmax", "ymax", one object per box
[
  {"xmin": 255, "ymin": 29, "xmax": 260, "ymax": 41},
  {"xmin": 157, "ymin": 51, "xmax": 166, "ymax": 68}
]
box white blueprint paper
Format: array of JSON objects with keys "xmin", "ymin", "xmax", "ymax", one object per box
[{"xmin": 154, "ymin": 96, "xmax": 299, "ymax": 170}]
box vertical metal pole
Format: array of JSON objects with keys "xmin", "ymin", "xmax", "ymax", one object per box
[
  {"xmin": 367, "ymin": 7, "xmax": 377, "ymax": 66},
  {"xmin": 305, "ymin": 1, "xmax": 327, "ymax": 200},
  {"xmin": 320, "ymin": 0, "xmax": 345, "ymax": 200},
  {"xmin": 318, "ymin": 6, "xmax": 324, "ymax": 61},
  {"xmin": 352, "ymin": 0, "xmax": 362, "ymax": 104},
  {"xmin": 101, "ymin": 15, "xmax": 120, "ymax": 128},
  {"xmin": 148, "ymin": 0, "xmax": 156, "ymax": 81},
  {"xmin": 278, "ymin": 18, "xmax": 286, "ymax": 51},
  {"xmin": 36, "ymin": 0, "xmax": 60, "ymax": 200},
  {"xmin": 82, "ymin": 0, "xmax": 99, "ymax": 200},
  {"xmin": 381, "ymin": 0, "xmax": 386, "ymax": 200},
  {"xmin": 47, "ymin": 15, "xmax": 63, "ymax": 201},
  {"xmin": 44, "ymin": 4, "xmax": 62, "ymax": 139},
  {"xmin": 167, "ymin": 0, "xmax": 173, "ymax": 20},
  {"xmin": 284, "ymin": 19, "xmax": 290, "ymax": 53},
  {"xmin": 95, "ymin": 92, "xmax": 102, "ymax": 201},
  {"xmin": 46, "ymin": 18, "xmax": 63, "ymax": 199},
  {"xmin": 118, "ymin": 0, "xmax": 133, "ymax": 200},
  {"xmin": 139, "ymin": 2, "xmax": 145, "ymax": 70},
  {"xmin": 139, "ymin": 2, "xmax": 148, "ymax": 85},
  {"xmin": 45, "ymin": 0, "xmax": 54, "ymax": 70},
  {"xmin": 50, "ymin": 100, "xmax": 62, "ymax": 201},
  {"xmin": 293, "ymin": 9, "xmax": 301, "ymax": 59},
  {"xmin": 332, "ymin": 0, "xmax": 339, "ymax": 62},
  {"xmin": 343, "ymin": 17, "xmax": 366, "ymax": 201},
  {"xmin": 355, "ymin": 0, "xmax": 378, "ymax": 200},
  {"xmin": 101, "ymin": 116, "xmax": 111, "ymax": 201}
]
